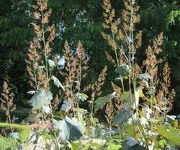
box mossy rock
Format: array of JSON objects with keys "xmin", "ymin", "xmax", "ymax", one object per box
[{"xmin": 0, "ymin": 123, "xmax": 30, "ymax": 143}]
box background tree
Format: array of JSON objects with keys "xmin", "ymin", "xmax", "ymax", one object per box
[
  {"xmin": 0, "ymin": 0, "xmax": 179, "ymax": 114},
  {"xmin": 0, "ymin": 0, "xmax": 33, "ymax": 106}
]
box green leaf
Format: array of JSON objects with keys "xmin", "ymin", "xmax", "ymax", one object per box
[
  {"xmin": 51, "ymin": 75, "xmax": 65, "ymax": 91},
  {"xmin": 70, "ymin": 141, "xmax": 81, "ymax": 150},
  {"xmin": 27, "ymin": 90, "xmax": 36, "ymax": 95},
  {"xmin": 94, "ymin": 92, "xmax": 116, "ymax": 110},
  {"xmin": 106, "ymin": 136, "xmax": 122, "ymax": 150},
  {"xmin": 48, "ymin": 59, "xmax": 55, "ymax": 67},
  {"xmin": 113, "ymin": 108, "xmax": 132, "ymax": 125},
  {"xmin": 157, "ymin": 125, "xmax": 180, "ymax": 146},
  {"xmin": 30, "ymin": 90, "xmax": 53, "ymax": 113},
  {"xmin": 76, "ymin": 93, "xmax": 88, "ymax": 101},
  {"xmin": 9, "ymin": 132, "xmax": 19, "ymax": 140},
  {"xmin": 107, "ymin": 142, "xmax": 121, "ymax": 150},
  {"xmin": 54, "ymin": 116, "xmax": 85, "ymax": 141},
  {"xmin": 115, "ymin": 64, "xmax": 129, "ymax": 76},
  {"xmin": 137, "ymin": 73, "xmax": 151, "ymax": 81},
  {"xmin": 139, "ymin": 89, "xmax": 144, "ymax": 98},
  {"xmin": 36, "ymin": 66, "xmax": 45, "ymax": 69},
  {"xmin": 121, "ymin": 91, "xmax": 130, "ymax": 101}
]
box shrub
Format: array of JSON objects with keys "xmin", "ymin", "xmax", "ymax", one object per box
[
  {"xmin": 0, "ymin": 123, "xmax": 30, "ymax": 143},
  {"xmin": 0, "ymin": 136, "xmax": 17, "ymax": 150}
]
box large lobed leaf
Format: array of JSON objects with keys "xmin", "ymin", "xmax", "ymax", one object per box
[
  {"xmin": 94, "ymin": 92, "xmax": 116, "ymax": 111},
  {"xmin": 30, "ymin": 89, "xmax": 53, "ymax": 113},
  {"xmin": 53, "ymin": 116, "xmax": 85, "ymax": 141}
]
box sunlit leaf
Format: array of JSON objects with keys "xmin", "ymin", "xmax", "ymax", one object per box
[
  {"xmin": 107, "ymin": 142, "xmax": 121, "ymax": 150},
  {"xmin": 30, "ymin": 89, "xmax": 53, "ymax": 113},
  {"xmin": 42, "ymin": 105, "xmax": 51, "ymax": 114},
  {"xmin": 54, "ymin": 116, "xmax": 85, "ymax": 141},
  {"xmin": 61, "ymin": 100, "xmax": 72, "ymax": 112},
  {"xmin": 137, "ymin": 73, "xmax": 151, "ymax": 81},
  {"xmin": 65, "ymin": 117, "xmax": 85, "ymax": 136},
  {"xmin": 139, "ymin": 89, "xmax": 144, "ymax": 98},
  {"xmin": 27, "ymin": 90, "xmax": 36, "ymax": 95},
  {"xmin": 115, "ymin": 64, "xmax": 129, "ymax": 76},
  {"xmin": 36, "ymin": 66, "xmax": 45, "ymax": 69},
  {"xmin": 157, "ymin": 125, "xmax": 180, "ymax": 146},
  {"xmin": 127, "ymin": 137, "xmax": 137, "ymax": 147},
  {"xmin": 70, "ymin": 141, "xmax": 82, "ymax": 150},
  {"xmin": 76, "ymin": 93, "xmax": 88, "ymax": 102},
  {"xmin": 53, "ymin": 119, "xmax": 69, "ymax": 141},
  {"xmin": 51, "ymin": 75, "xmax": 65, "ymax": 91},
  {"xmin": 121, "ymin": 91, "xmax": 129, "ymax": 101},
  {"xmin": 48, "ymin": 59, "xmax": 55, "ymax": 67},
  {"xmin": 9, "ymin": 132, "xmax": 19, "ymax": 140}
]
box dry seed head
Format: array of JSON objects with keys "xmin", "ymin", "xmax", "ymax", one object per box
[
  {"xmin": 135, "ymin": 30, "xmax": 142, "ymax": 49},
  {"xmin": 111, "ymin": 82, "xmax": 121, "ymax": 97},
  {"xmin": 52, "ymin": 94, "xmax": 60, "ymax": 110},
  {"xmin": 76, "ymin": 41, "xmax": 88, "ymax": 91},
  {"xmin": 111, "ymin": 82, "xmax": 121, "ymax": 112},
  {"xmin": 32, "ymin": 23, "xmax": 42, "ymax": 40},
  {"xmin": 54, "ymin": 54, "xmax": 58, "ymax": 66},
  {"xmin": 34, "ymin": 12, "xmax": 41, "ymax": 20},
  {"xmin": 119, "ymin": 45, "xmax": 124, "ymax": 64},
  {"xmin": 42, "ymin": 9, "xmax": 52, "ymax": 24},
  {"xmin": 101, "ymin": 32, "xmax": 108, "ymax": 40},
  {"xmin": 111, "ymin": 18, "xmax": 120, "ymax": 34},
  {"xmin": 122, "ymin": 0, "xmax": 140, "ymax": 32},
  {"xmin": 117, "ymin": 29, "xmax": 124, "ymax": 41},
  {"xmin": 105, "ymin": 101, "xmax": 114, "ymax": 127},
  {"xmin": 143, "ymin": 45, "xmax": 158, "ymax": 81},
  {"xmin": 107, "ymin": 35, "xmax": 117, "ymax": 50},
  {"xmin": 96, "ymin": 66, "xmax": 107, "ymax": 96},
  {"xmin": 154, "ymin": 32, "xmax": 163, "ymax": 54},
  {"xmin": 83, "ymin": 84, "xmax": 92, "ymax": 92},
  {"xmin": 163, "ymin": 62, "xmax": 171, "ymax": 87},
  {"xmin": 105, "ymin": 51, "xmax": 115, "ymax": 64},
  {"xmin": 103, "ymin": 0, "xmax": 114, "ymax": 26},
  {"xmin": 134, "ymin": 63, "xmax": 141, "ymax": 78},
  {"xmin": 48, "ymin": 24, "xmax": 56, "ymax": 43},
  {"xmin": 0, "ymin": 81, "xmax": 16, "ymax": 122},
  {"xmin": 37, "ymin": 0, "xmax": 48, "ymax": 12},
  {"xmin": 103, "ymin": 23, "xmax": 110, "ymax": 29}
]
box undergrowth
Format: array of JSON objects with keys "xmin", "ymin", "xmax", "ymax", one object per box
[{"xmin": 0, "ymin": 0, "xmax": 179, "ymax": 150}]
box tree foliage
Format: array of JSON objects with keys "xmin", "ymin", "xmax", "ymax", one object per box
[{"xmin": 0, "ymin": 0, "xmax": 179, "ymax": 112}]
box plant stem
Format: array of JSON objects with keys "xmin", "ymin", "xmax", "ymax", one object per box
[
  {"xmin": 42, "ymin": 20, "xmax": 49, "ymax": 81},
  {"xmin": 120, "ymin": 77, "xmax": 125, "ymax": 93}
]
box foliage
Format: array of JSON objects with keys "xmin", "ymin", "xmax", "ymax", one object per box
[
  {"xmin": 53, "ymin": 116, "xmax": 85, "ymax": 141},
  {"xmin": 0, "ymin": 0, "xmax": 179, "ymax": 149},
  {"xmin": 105, "ymin": 136, "xmax": 122, "ymax": 150},
  {"xmin": 30, "ymin": 89, "xmax": 53, "ymax": 114},
  {"xmin": 157, "ymin": 124, "xmax": 180, "ymax": 146},
  {"xmin": 0, "ymin": 136, "xmax": 17, "ymax": 150},
  {"xmin": 94, "ymin": 92, "xmax": 115, "ymax": 111},
  {"xmin": 0, "ymin": 123, "xmax": 30, "ymax": 143},
  {"xmin": 0, "ymin": 0, "xmax": 33, "ymax": 107},
  {"xmin": 166, "ymin": 10, "xmax": 180, "ymax": 27}
]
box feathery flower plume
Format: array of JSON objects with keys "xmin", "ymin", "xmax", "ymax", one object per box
[
  {"xmin": 26, "ymin": 0, "xmax": 56, "ymax": 90},
  {"xmin": 0, "ymin": 81, "xmax": 16, "ymax": 123}
]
